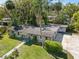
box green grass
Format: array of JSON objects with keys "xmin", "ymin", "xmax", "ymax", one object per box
[
  {"xmin": 17, "ymin": 45, "xmax": 55, "ymax": 59},
  {"xmin": 0, "ymin": 33, "xmax": 67, "ymax": 59},
  {"xmin": 0, "ymin": 33, "xmax": 21, "ymax": 57}
]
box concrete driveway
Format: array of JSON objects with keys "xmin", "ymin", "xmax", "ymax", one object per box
[{"xmin": 62, "ymin": 34, "xmax": 79, "ymax": 59}]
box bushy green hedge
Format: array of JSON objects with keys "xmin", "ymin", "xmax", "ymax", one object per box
[
  {"xmin": 45, "ymin": 40, "xmax": 62, "ymax": 54},
  {"xmin": 71, "ymin": 11, "xmax": 79, "ymax": 33},
  {"xmin": 44, "ymin": 40, "xmax": 67, "ymax": 59}
]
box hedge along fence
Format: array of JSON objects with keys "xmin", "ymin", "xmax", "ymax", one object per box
[
  {"xmin": 44, "ymin": 40, "xmax": 67, "ymax": 59},
  {"xmin": 45, "ymin": 40, "xmax": 62, "ymax": 54}
]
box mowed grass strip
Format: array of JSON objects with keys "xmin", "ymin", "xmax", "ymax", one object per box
[
  {"xmin": 0, "ymin": 33, "xmax": 21, "ymax": 57},
  {"xmin": 17, "ymin": 45, "xmax": 55, "ymax": 59}
]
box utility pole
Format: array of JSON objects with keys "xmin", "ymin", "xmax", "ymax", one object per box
[
  {"xmin": 38, "ymin": 0, "xmax": 45, "ymax": 48},
  {"xmin": 39, "ymin": 3, "xmax": 43, "ymax": 48}
]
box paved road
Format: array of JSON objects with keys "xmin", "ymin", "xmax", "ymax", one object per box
[{"xmin": 62, "ymin": 34, "xmax": 79, "ymax": 59}]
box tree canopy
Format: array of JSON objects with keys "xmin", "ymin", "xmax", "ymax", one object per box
[
  {"xmin": 5, "ymin": 0, "xmax": 49, "ymax": 26},
  {"xmin": 62, "ymin": 3, "xmax": 79, "ymax": 18},
  {"xmin": 71, "ymin": 11, "xmax": 79, "ymax": 32},
  {"xmin": 5, "ymin": 0, "xmax": 15, "ymax": 10},
  {"xmin": 4, "ymin": 0, "xmax": 79, "ymax": 33},
  {"xmin": 0, "ymin": 7, "xmax": 6, "ymax": 20}
]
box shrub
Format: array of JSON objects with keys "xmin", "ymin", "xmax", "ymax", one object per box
[
  {"xmin": 12, "ymin": 49, "xmax": 19, "ymax": 57},
  {"xmin": 44, "ymin": 40, "xmax": 67, "ymax": 59},
  {"xmin": 0, "ymin": 26, "xmax": 6, "ymax": 34},
  {"xmin": 45, "ymin": 40, "xmax": 62, "ymax": 54},
  {"xmin": 4, "ymin": 56, "xmax": 14, "ymax": 59},
  {"xmin": 4, "ymin": 49, "xmax": 19, "ymax": 59},
  {"xmin": 66, "ymin": 24, "xmax": 75, "ymax": 32},
  {"xmin": 70, "ymin": 11, "xmax": 79, "ymax": 33}
]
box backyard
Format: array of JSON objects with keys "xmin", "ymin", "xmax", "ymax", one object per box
[
  {"xmin": 5, "ymin": 40, "xmax": 67, "ymax": 59},
  {"xmin": 0, "ymin": 33, "xmax": 21, "ymax": 57}
]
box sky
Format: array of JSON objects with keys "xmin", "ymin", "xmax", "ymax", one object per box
[
  {"xmin": 50, "ymin": 0, "xmax": 79, "ymax": 5},
  {"xmin": 0, "ymin": 0, "xmax": 79, "ymax": 5},
  {"xmin": 0, "ymin": 0, "xmax": 7, "ymax": 4}
]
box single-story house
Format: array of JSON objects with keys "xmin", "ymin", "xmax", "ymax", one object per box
[{"xmin": 9, "ymin": 24, "xmax": 68, "ymax": 42}]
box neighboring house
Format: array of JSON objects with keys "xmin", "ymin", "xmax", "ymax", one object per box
[
  {"xmin": 0, "ymin": 18, "xmax": 11, "ymax": 26},
  {"xmin": 48, "ymin": 16, "xmax": 57, "ymax": 20},
  {"xmin": 48, "ymin": 16, "xmax": 57, "ymax": 23}
]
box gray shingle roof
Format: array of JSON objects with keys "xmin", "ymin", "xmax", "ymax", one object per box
[
  {"xmin": 18, "ymin": 26, "xmax": 59, "ymax": 37},
  {"xmin": 10, "ymin": 24, "xmax": 68, "ymax": 37}
]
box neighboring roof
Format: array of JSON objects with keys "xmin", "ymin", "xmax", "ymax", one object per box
[
  {"xmin": 0, "ymin": 25, "xmax": 4, "ymax": 28},
  {"xmin": 50, "ymin": 24, "xmax": 68, "ymax": 28},
  {"xmin": 2, "ymin": 18, "xmax": 11, "ymax": 21},
  {"xmin": 18, "ymin": 26, "xmax": 58, "ymax": 37},
  {"xmin": 48, "ymin": 16, "xmax": 57, "ymax": 18},
  {"xmin": 0, "ymin": 18, "xmax": 11, "ymax": 23}
]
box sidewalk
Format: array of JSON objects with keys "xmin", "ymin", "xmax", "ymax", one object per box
[{"xmin": 1, "ymin": 40, "xmax": 26, "ymax": 59}]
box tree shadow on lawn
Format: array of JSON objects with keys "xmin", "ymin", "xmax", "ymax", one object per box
[
  {"xmin": 0, "ymin": 37, "xmax": 3, "ymax": 40},
  {"xmin": 47, "ymin": 50, "xmax": 67, "ymax": 59}
]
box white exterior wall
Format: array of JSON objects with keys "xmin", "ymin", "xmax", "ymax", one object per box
[
  {"xmin": 58, "ymin": 27, "xmax": 66, "ymax": 32},
  {"xmin": 37, "ymin": 36, "xmax": 45, "ymax": 42}
]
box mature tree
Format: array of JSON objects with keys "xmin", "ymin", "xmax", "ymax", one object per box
[
  {"xmin": 0, "ymin": 7, "xmax": 6, "ymax": 20},
  {"xmin": 5, "ymin": 0, "xmax": 18, "ymax": 26},
  {"xmin": 53, "ymin": 11, "xmax": 69, "ymax": 24},
  {"xmin": 5, "ymin": 0, "xmax": 49, "ymax": 26},
  {"xmin": 5, "ymin": 0, "xmax": 15, "ymax": 10},
  {"xmin": 51, "ymin": 3, "xmax": 79, "ymax": 25},
  {"xmin": 49, "ymin": 2, "xmax": 62, "ymax": 24},
  {"xmin": 71, "ymin": 11, "xmax": 79, "ymax": 32},
  {"xmin": 62, "ymin": 3, "xmax": 79, "ymax": 18},
  {"xmin": 53, "ymin": 2, "xmax": 62, "ymax": 14},
  {"xmin": 61, "ymin": 3, "xmax": 79, "ymax": 32},
  {"xmin": 5, "ymin": 0, "xmax": 32, "ymax": 26}
]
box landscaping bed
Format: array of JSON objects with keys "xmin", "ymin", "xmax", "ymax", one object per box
[{"xmin": 0, "ymin": 33, "xmax": 21, "ymax": 57}]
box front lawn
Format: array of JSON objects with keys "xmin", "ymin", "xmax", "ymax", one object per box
[
  {"xmin": 17, "ymin": 45, "xmax": 55, "ymax": 59},
  {"xmin": 0, "ymin": 33, "xmax": 21, "ymax": 57}
]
